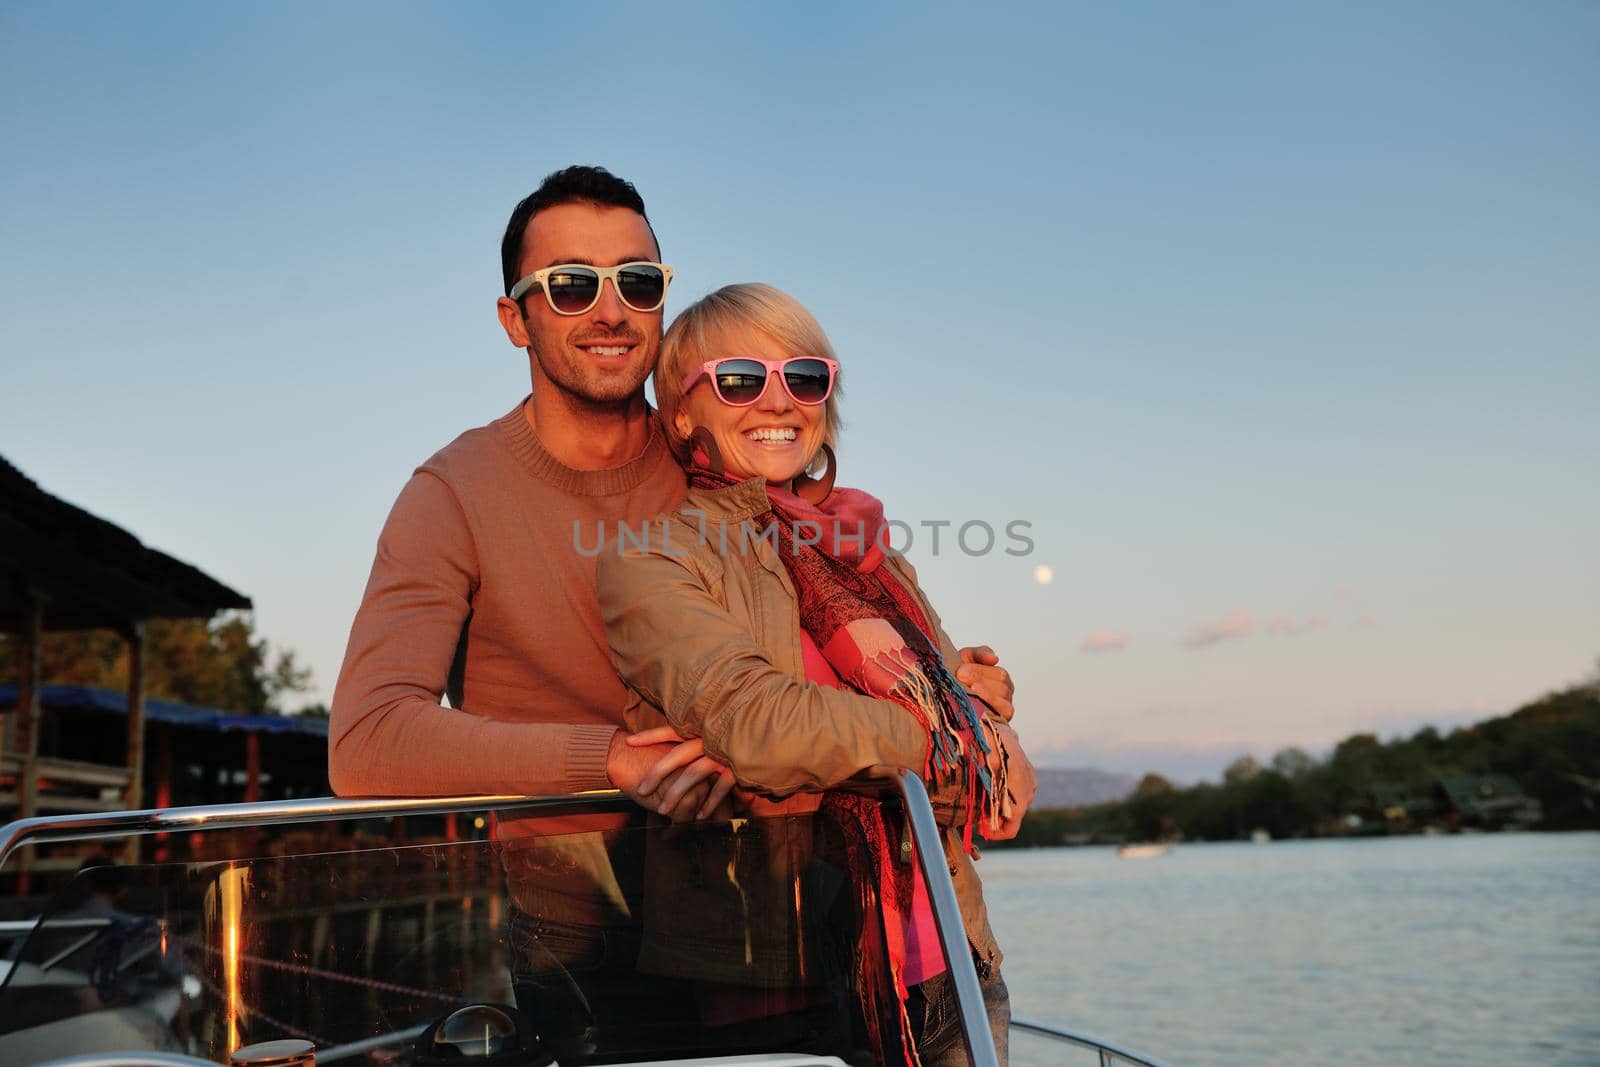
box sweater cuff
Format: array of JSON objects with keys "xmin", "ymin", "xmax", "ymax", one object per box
[
  {"xmin": 886, "ymin": 704, "xmax": 932, "ymax": 773},
  {"xmin": 564, "ymin": 724, "xmax": 620, "ymax": 792}
]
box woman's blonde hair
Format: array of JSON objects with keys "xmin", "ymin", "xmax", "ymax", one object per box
[{"xmin": 656, "ymin": 283, "xmax": 843, "ymax": 470}]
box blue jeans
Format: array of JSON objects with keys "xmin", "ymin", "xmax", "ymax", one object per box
[{"xmin": 906, "ymin": 969, "xmax": 1010, "ymax": 1067}]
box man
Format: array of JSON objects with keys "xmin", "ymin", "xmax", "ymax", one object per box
[
  {"xmin": 330, "ymin": 166, "xmax": 700, "ymax": 806},
  {"xmin": 329, "ymin": 165, "xmax": 1031, "ymax": 1058}
]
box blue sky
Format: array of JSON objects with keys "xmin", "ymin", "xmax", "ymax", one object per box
[{"xmin": 3, "ymin": 2, "xmax": 1596, "ymax": 781}]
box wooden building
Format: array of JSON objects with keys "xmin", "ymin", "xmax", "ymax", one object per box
[
  {"xmin": 1, "ymin": 454, "xmax": 251, "ymax": 888},
  {"xmin": 1434, "ymin": 774, "xmax": 1544, "ymax": 829},
  {"xmin": 0, "ymin": 683, "xmax": 329, "ymax": 806}
]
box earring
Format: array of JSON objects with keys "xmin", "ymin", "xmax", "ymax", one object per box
[
  {"xmin": 689, "ymin": 427, "xmax": 725, "ymax": 476},
  {"xmin": 793, "ymin": 444, "xmax": 837, "ymax": 504}
]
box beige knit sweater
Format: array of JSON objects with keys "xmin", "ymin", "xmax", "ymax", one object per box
[{"xmin": 329, "ymin": 401, "xmax": 686, "ymax": 798}]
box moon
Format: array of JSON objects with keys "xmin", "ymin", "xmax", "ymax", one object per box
[{"xmin": 1033, "ymin": 564, "xmax": 1054, "ymax": 585}]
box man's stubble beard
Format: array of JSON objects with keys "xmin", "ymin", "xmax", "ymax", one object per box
[{"xmin": 530, "ymin": 336, "xmax": 658, "ymax": 414}]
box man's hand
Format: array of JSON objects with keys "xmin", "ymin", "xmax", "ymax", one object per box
[
  {"xmin": 982, "ymin": 720, "xmax": 1037, "ymax": 842},
  {"xmin": 606, "ymin": 727, "xmax": 737, "ymax": 822},
  {"xmin": 956, "ymin": 645, "xmax": 1015, "ymax": 722}
]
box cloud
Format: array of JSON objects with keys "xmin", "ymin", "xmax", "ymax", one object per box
[
  {"xmin": 1183, "ymin": 609, "xmax": 1255, "ymax": 650},
  {"xmin": 1081, "ymin": 631, "xmax": 1130, "ymax": 654},
  {"xmin": 1266, "ymin": 614, "xmax": 1329, "ymax": 637}
]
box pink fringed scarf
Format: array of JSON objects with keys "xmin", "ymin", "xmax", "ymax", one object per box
[{"xmin": 745, "ymin": 476, "xmax": 1002, "ymax": 839}]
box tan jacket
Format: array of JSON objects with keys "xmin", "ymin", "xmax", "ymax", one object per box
[{"xmin": 597, "ymin": 477, "xmax": 1002, "ymax": 974}]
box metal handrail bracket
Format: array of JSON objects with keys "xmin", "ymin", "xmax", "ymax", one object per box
[{"xmin": 896, "ymin": 770, "xmax": 1001, "ymax": 1067}]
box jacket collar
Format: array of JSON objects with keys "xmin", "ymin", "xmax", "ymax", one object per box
[{"xmin": 680, "ymin": 476, "xmax": 774, "ymax": 522}]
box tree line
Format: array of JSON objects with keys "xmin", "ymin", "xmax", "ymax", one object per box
[
  {"xmin": 993, "ymin": 669, "xmax": 1600, "ymax": 848},
  {"xmin": 2, "ymin": 614, "xmax": 322, "ymax": 717}
]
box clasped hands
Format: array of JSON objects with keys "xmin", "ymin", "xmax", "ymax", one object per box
[{"xmin": 604, "ymin": 645, "xmax": 1037, "ymax": 839}]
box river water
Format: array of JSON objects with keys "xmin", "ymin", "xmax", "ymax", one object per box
[{"xmin": 980, "ymin": 831, "xmax": 1600, "ymax": 1067}]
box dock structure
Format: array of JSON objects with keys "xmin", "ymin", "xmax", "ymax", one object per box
[
  {"xmin": 1434, "ymin": 774, "xmax": 1544, "ymax": 829},
  {"xmin": 1, "ymin": 454, "xmax": 251, "ymax": 886}
]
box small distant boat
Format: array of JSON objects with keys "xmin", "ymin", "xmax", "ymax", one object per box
[
  {"xmin": 1117, "ymin": 842, "xmax": 1175, "ymax": 858},
  {"xmin": 1250, "ymin": 828, "xmax": 1272, "ymax": 844}
]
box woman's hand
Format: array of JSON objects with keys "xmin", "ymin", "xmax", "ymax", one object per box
[
  {"xmin": 616, "ymin": 726, "xmax": 739, "ymax": 821},
  {"xmin": 956, "ymin": 645, "xmax": 1016, "ymax": 722}
]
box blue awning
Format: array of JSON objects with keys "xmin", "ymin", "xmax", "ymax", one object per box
[{"xmin": 0, "ymin": 684, "xmax": 328, "ymax": 738}]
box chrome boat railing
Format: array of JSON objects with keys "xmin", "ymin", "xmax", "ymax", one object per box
[
  {"xmin": 1011, "ymin": 1017, "xmax": 1175, "ymax": 1067},
  {"xmin": 0, "ymin": 792, "xmax": 625, "ymax": 863}
]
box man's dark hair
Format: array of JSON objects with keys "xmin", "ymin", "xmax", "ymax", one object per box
[{"xmin": 500, "ymin": 165, "xmax": 655, "ymax": 297}]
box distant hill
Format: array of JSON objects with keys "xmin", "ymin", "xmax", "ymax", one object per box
[{"xmin": 1031, "ymin": 767, "xmax": 1137, "ymax": 808}]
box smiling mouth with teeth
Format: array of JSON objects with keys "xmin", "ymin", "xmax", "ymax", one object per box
[
  {"xmin": 745, "ymin": 427, "xmax": 798, "ymax": 443},
  {"xmin": 580, "ymin": 344, "xmax": 632, "ymax": 357}
]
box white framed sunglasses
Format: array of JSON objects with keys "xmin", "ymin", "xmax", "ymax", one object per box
[{"xmin": 508, "ymin": 261, "xmax": 674, "ymax": 316}]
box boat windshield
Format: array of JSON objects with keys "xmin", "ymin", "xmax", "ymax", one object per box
[{"xmin": 0, "ymin": 788, "xmax": 985, "ymax": 1067}]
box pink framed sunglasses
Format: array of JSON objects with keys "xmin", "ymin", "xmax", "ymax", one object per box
[{"xmin": 680, "ymin": 357, "xmax": 839, "ymax": 407}]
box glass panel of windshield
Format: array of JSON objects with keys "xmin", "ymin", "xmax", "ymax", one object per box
[{"xmin": 0, "ymin": 794, "xmax": 974, "ymax": 1067}]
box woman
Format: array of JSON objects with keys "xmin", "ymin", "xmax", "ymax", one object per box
[{"xmin": 597, "ymin": 283, "xmax": 1024, "ymax": 1066}]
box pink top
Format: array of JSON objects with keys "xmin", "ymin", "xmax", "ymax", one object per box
[{"xmin": 800, "ymin": 632, "xmax": 947, "ymax": 986}]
